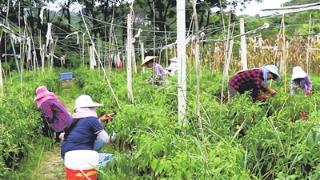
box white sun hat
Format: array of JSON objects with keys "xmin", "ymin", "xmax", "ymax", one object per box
[
  {"xmin": 74, "ymin": 95, "xmax": 103, "ymax": 110},
  {"xmin": 141, "ymin": 56, "xmax": 158, "ymax": 66},
  {"xmin": 263, "ymin": 64, "xmax": 281, "ymax": 81},
  {"xmin": 291, "ymin": 66, "xmax": 307, "ymax": 80}
]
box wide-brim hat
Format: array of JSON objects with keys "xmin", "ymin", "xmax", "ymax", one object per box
[
  {"xmin": 35, "ymin": 86, "xmax": 55, "ymax": 100},
  {"xmin": 263, "ymin": 65, "xmax": 281, "ymax": 81},
  {"xmin": 74, "ymin": 95, "xmax": 103, "ymax": 110},
  {"xmin": 141, "ymin": 56, "xmax": 158, "ymax": 66},
  {"xmin": 292, "ymin": 66, "xmax": 307, "ymax": 80}
]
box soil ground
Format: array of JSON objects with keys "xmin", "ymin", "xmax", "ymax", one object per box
[{"xmin": 37, "ymin": 146, "xmax": 65, "ymax": 180}]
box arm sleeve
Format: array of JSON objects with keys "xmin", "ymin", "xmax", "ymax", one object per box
[
  {"xmin": 306, "ymin": 76, "xmax": 312, "ymax": 91},
  {"xmin": 160, "ymin": 65, "xmax": 169, "ymax": 75},
  {"xmin": 251, "ymin": 88, "xmax": 260, "ymax": 99},
  {"xmin": 89, "ymin": 118, "xmax": 104, "ymax": 134},
  {"xmin": 96, "ymin": 130, "xmax": 110, "ymax": 144}
]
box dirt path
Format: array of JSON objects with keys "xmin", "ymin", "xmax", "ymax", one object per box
[
  {"xmin": 35, "ymin": 82, "xmax": 79, "ymax": 179},
  {"xmin": 37, "ymin": 146, "xmax": 65, "ymax": 180}
]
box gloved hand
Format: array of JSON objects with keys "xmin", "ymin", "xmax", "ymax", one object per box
[
  {"xmin": 305, "ymin": 91, "xmax": 312, "ymax": 96},
  {"xmin": 99, "ymin": 113, "xmax": 115, "ymax": 123},
  {"xmin": 256, "ymin": 93, "xmax": 269, "ymax": 102},
  {"xmin": 59, "ymin": 132, "xmax": 65, "ymax": 142},
  {"xmin": 110, "ymin": 132, "xmax": 116, "ymax": 142},
  {"xmin": 268, "ymin": 88, "xmax": 277, "ymax": 96}
]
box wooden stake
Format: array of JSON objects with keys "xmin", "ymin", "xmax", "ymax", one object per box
[
  {"xmin": 140, "ymin": 40, "xmax": 145, "ymax": 72},
  {"xmin": 177, "ymin": 0, "xmax": 187, "ymax": 126},
  {"xmin": 79, "ymin": 9, "xmax": 121, "ymax": 109},
  {"xmin": 279, "ymin": 14, "xmax": 287, "ymax": 90},
  {"xmin": 306, "ymin": 14, "xmax": 312, "ymax": 74},
  {"xmin": 240, "ymin": 18, "xmax": 248, "ymax": 70},
  {"xmin": 0, "ymin": 30, "xmax": 4, "ymax": 96},
  {"xmin": 192, "ymin": 0, "xmax": 203, "ymax": 138},
  {"xmin": 126, "ymin": 12, "xmax": 134, "ymax": 103}
]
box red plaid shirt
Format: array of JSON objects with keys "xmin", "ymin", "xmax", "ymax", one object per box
[{"xmin": 229, "ymin": 68, "xmax": 268, "ymax": 98}]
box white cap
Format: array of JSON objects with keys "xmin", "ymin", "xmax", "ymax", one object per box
[
  {"xmin": 292, "ymin": 66, "xmax": 307, "ymax": 80},
  {"xmin": 74, "ymin": 95, "xmax": 103, "ymax": 110}
]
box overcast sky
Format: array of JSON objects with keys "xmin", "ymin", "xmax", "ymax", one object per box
[{"xmin": 235, "ymin": 0, "xmax": 290, "ymax": 16}]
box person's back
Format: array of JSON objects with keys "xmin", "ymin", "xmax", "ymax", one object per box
[
  {"xmin": 40, "ymin": 98, "xmax": 73, "ymax": 133},
  {"xmin": 61, "ymin": 95, "xmax": 115, "ymax": 167},
  {"xmin": 290, "ymin": 66, "xmax": 312, "ymax": 96},
  {"xmin": 35, "ymin": 86, "xmax": 72, "ymax": 141},
  {"xmin": 61, "ymin": 116, "xmax": 103, "ymax": 158},
  {"xmin": 229, "ymin": 68, "xmax": 265, "ymax": 93}
]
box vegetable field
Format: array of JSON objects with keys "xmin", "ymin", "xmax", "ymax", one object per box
[
  {"xmin": 1, "ymin": 66, "xmax": 320, "ymax": 179},
  {"xmin": 1, "ymin": 0, "xmax": 320, "ymax": 179}
]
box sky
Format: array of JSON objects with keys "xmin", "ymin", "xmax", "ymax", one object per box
[
  {"xmin": 235, "ymin": 0, "xmax": 291, "ymax": 16},
  {"xmin": 46, "ymin": 0, "xmax": 291, "ymax": 16}
]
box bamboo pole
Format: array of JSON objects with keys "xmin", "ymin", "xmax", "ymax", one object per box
[
  {"xmin": 89, "ymin": 44, "xmax": 95, "ymax": 69},
  {"xmin": 0, "ymin": 30, "xmax": 4, "ymax": 96},
  {"xmin": 79, "ymin": 9, "xmax": 121, "ymax": 109},
  {"xmin": 164, "ymin": 26, "xmax": 168, "ymax": 67},
  {"xmin": 240, "ymin": 18, "xmax": 248, "ymax": 70},
  {"xmin": 140, "ymin": 40, "xmax": 145, "ymax": 72},
  {"xmin": 192, "ymin": 0, "xmax": 204, "ymax": 140},
  {"xmin": 177, "ymin": 0, "xmax": 187, "ymax": 126},
  {"xmin": 82, "ymin": 33, "xmax": 85, "ymax": 65},
  {"xmin": 279, "ymin": 15, "xmax": 287, "ymax": 91},
  {"xmin": 39, "ymin": 29, "xmax": 44, "ymax": 72},
  {"xmin": 108, "ymin": 6, "xmax": 115, "ymax": 69},
  {"xmin": 222, "ymin": 12, "xmax": 232, "ymax": 102},
  {"xmin": 306, "ymin": 15, "xmax": 312, "ymax": 74},
  {"xmin": 126, "ymin": 11, "xmax": 134, "ymax": 103}
]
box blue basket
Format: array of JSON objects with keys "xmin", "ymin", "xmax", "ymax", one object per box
[{"xmin": 60, "ymin": 72, "xmax": 73, "ymax": 80}]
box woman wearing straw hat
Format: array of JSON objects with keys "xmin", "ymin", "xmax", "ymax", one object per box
[
  {"xmin": 290, "ymin": 66, "xmax": 312, "ymax": 96},
  {"xmin": 61, "ymin": 95, "xmax": 115, "ymax": 167},
  {"xmin": 141, "ymin": 56, "xmax": 168, "ymax": 85},
  {"xmin": 228, "ymin": 65, "xmax": 281, "ymax": 101},
  {"xmin": 35, "ymin": 86, "xmax": 72, "ymax": 141}
]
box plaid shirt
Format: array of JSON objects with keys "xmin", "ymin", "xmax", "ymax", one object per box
[{"xmin": 229, "ymin": 68, "xmax": 268, "ymax": 98}]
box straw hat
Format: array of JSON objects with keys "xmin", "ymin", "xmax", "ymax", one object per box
[
  {"xmin": 141, "ymin": 56, "xmax": 158, "ymax": 66},
  {"xmin": 263, "ymin": 65, "xmax": 281, "ymax": 81},
  {"xmin": 74, "ymin": 95, "xmax": 103, "ymax": 110},
  {"xmin": 291, "ymin": 66, "xmax": 307, "ymax": 80}
]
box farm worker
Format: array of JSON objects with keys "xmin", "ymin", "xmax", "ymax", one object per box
[
  {"xmin": 290, "ymin": 66, "xmax": 312, "ymax": 96},
  {"xmin": 35, "ymin": 86, "xmax": 72, "ymax": 141},
  {"xmin": 166, "ymin": 57, "xmax": 178, "ymax": 76},
  {"xmin": 61, "ymin": 95, "xmax": 115, "ymax": 167},
  {"xmin": 228, "ymin": 65, "xmax": 281, "ymax": 101},
  {"xmin": 141, "ymin": 56, "xmax": 169, "ymax": 85}
]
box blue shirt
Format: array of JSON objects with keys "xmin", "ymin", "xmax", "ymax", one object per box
[{"xmin": 61, "ymin": 116, "xmax": 103, "ymax": 158}]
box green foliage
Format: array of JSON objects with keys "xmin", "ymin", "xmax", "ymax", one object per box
[
  {"xmin": 3, "ymin": 66, "xmax": 320, "ymax": 179},
  {"xmin": 0, "ymin": 69, "xmax": 61, "ymax": 178}
]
